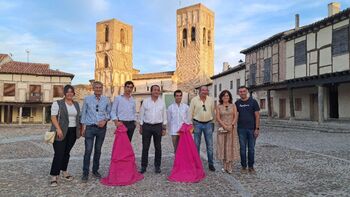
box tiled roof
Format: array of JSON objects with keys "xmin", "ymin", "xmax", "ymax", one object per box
[
  {"xmin": 133, "ymin": 71, "xmax": 175, "ymax": 80},
  {"xmin": 0, "ymin": 54, "xmax": 9, "ymax": 62},
  {"xmin": 240, "ymin": 29, "xmax": 295, "ymax": 54},
  {"xmin": 284, "ymin": 8, "xmax": 350, "ymax": 40},
  {"xmin": 0, "ymin": 61, "xmax": 74, "ymax": 78},
  {"xmin": 211, "ymin": 63, "xmax": 246, "ymax": 79}
]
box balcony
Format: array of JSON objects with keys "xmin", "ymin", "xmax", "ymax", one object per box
[{"xmin": 26, "ymin": 92, "xmax": 42, "ymax": 103}]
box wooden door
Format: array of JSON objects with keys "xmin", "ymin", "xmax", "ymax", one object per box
[
  {"xmin": 310, "ymin": 94, "xmax": 318, "ymax": 121},
  {"xmin": 279, "ymin": 98, "xmax": 286, "ymax": 119}
]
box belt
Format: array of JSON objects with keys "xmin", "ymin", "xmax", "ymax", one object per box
[
  {"xmin": 121, "ymin": 120, "xmax": 135, "ymax": 123},
  {"xmin": 87, "ymin": 124, "xmax": 106, "ymax": 128},
  {"xmin": 193, "ymin": 119, "xmax": 212, "ymax": 124},
  {"xmin": 143, "ymin": 122, "xmax": 162, "ymax": 126}
]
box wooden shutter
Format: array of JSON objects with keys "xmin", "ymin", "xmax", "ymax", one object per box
[
  {"xmin": 249, "ymin": 64, "xmax": 257, "ymax": 86},
  {"xmin": 294, "ymin": 40, "xmax": 306, "ymax": 66},
  {"xmin": 332, "ymin": 26, "xmax": 349, "ymax": 56},
  {"xmin": 263, "ymin": 58, "xmax": 272, "ymax": 83},
  {"xmin": 3, "ymin": 83, "xmax": 15, "ymax": 96}
]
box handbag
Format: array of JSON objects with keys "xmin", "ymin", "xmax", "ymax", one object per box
[
  {"xmin": 44, "ymin": 131, "xmax": 56, "ymax": 144},
  {"xmin": 218, "ymin": 127, "xmax": 228, "ymax": 133},
  {"xmin": 44, "ymin": 101, "xmax": 60, "ymax": 144}
]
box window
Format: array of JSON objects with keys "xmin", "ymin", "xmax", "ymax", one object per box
[
  {"xmin": 182, "ymin": 28, "xmax": 187, "ymax": 47},
  {"xmin": 295, "ymin": 40, "xmax": 306, "ymax": 66},
  {"xmin": 230, "ymin": 80, "xmax": 233, "ymax": 89},
  {"xmin": 219, "ymin": 83, "xmax": 222, "ymax": 92},
  {"xmin": 3, "ymin": 83, "xmax": 15, "ymax": 96},
  {"xmin": 191, "ymin": 26, "xmax": 196, "ymax": 41},
  {"xmin": 260, "ymin": 99, "xmax": 266, "ymax": 109},
  {"xmin": 29, "ymin": 85, "xmax": 41, "ymax": 96},
  {"xmin": 332, "ymin": 26, "xmax": 349, "ymax": 56},
  {"xmin": 214, "ymin": 84, "xmax": 217, "ymax": 97},
  {"xmin": 105, "ymin": 25, "xmax": 109, "ymax": 42},
  {"xmin": 263, "ymin": 58, "xmax": 272, "ymax": 83},
  {"xmin": 104, "ymin": 54, "xmax": 108, "ymax": 68},
  {"xmin": 53, "ymin": 85, "xmax": 64, "ymax": 97},
  {"xmin": 249, "ymin": 64, "xmax": 257, "ymax": 86},
  {"xmin": 236, "ymin": 79, "xmax": 240, "ymax": 95},
  {"xmin": 203, "ymin": 28, "xmax": 206, "ymax": 45},
  {"xmin": 295, "ymin": 98, "xmax": 302, "ymax": 111},
  {"xmin": 208, "ymin": 30, "xmax": 211, "ymax": 46},
  {"xmin": 147, "ymin": 86, "xmax": 149, "ymax": 91},
  {"xmin": 120, "ymin": 29, "xmax": 125, "ymax": 44}
]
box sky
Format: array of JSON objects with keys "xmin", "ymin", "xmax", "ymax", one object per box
[{"xmin": 1, "ymin": 0, "xmax": 350, "ymax": 84}]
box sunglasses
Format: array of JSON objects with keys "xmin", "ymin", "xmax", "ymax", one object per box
[
  {"xmin": 96, "ymin": 104, "xmax": 99, "ymax": 112},
  {"xmin": 202, "ymin": 104, "xmax": 207, "ymax": 111},
  {"xmin": 225, "ymin": 106, "xmax": 229, "ymax": 111}
]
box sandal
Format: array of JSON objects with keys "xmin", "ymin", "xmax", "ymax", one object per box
[
  {"xmin": 62, "ymin": 174, "xmax": 74, "ymax": 181},
  {"xmin": 50, "ymin": 180, "xmax": 58, "ymax": 187}
]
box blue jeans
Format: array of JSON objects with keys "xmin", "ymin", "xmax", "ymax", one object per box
[
  {"xmin": 238, "ymin": 128, "xmax": 256, "ymax": 168},
  {"xmin": 83, "ymin": 126, "xmax": 107, "ymax": 175},
  {"xmin": 193, "ymin": 121, "xmax": 214, "ymax": 166}
]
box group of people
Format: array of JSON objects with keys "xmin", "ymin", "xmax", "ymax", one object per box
[{"xmin": 48, "ymin": 80, "xmax": 260, "ymax": 187}]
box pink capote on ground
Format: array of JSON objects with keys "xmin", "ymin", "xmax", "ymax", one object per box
[
  {"xmin": 168, "ymin": 123, "xmax": 206, "ymax": 183},
  {"xmin": 100, "ymin": 124, "xmax": 144, "ymax": 186}
]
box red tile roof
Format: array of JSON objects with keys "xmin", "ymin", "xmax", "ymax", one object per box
[
  {"xmin": 0, "ymin": 61, "xmax": 74, "ymax": 78},
  {"xmin": 0, "ymin": 54, "xmax": 9, "ymax": 62}
]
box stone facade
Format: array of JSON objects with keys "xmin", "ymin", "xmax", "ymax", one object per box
[
  {"xmin": 95, "ymin": 19, "xmax": 134, "ymax": 99},
  {"xmin": 0, "ymin": 54, "xmax": 74, "ymax": 124},
  {"xmin": 175, "ymin": 3, "xmax": 215, "ymax": 94}
]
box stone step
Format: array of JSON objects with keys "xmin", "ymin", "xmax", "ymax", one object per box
[{"xmin": 261, "ymin": 119, "xmax": 350, "ymax": 133}]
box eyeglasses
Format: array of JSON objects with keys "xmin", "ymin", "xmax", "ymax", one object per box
[
  {"xmin": 202, "ymin": 104, "xmax": 207, "ymax": 111},
  {"xmin": 96, "ymin": 104, "xmax": 99, "ymax": 112},
  {"xmin": 225, "ymin": 106, "xmax": 229, "ymax": 111}
]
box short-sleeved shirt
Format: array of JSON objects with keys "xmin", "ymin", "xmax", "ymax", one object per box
[
  {"xmin": 235, "ymin": 97, "xmax": 260, "ymax": 129},
  {"xmin": 51, "ymin": 101, "xmax": 77, "ymax": 127}
]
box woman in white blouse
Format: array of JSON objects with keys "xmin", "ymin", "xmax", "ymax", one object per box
[{"xmin": 49, "ymin": 85, "xmax": 81, "ymax": 187}]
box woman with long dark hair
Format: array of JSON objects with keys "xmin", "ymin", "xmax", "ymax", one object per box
[
  {"xmin": 216, "ymin": 90, "xmax": 239, "ymax": 174},
  {"xmin": 49, "ymin": 85, "xmax": 81, "ymax": 186}
]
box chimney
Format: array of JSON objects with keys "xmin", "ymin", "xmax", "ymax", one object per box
[
  {"xmin": 328, "ymin": 2, "xmax": 340, "ymax": 17},
  {"xmin": 223, "ymin": 62, "xmax": 229, "ymax": 72},
  {"xmin": 295, "ymin": 14, "xmax": 300, "ymax": 29}
]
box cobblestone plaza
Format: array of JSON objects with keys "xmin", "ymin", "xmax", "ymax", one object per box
[{"xmin": 0, "ymin": 121, "xmax": 349, "ymax": 196}]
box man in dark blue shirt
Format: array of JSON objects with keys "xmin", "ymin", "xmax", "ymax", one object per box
[{"xmin": 235, "ymin": 86, "xmax": 260, "ymax": 174}]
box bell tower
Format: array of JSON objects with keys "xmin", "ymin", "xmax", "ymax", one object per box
[
  {"xmin": 175, "ymin": 4, "xmax": 215, "ymax": 93},
  {"xmin": 95, "ymin": 19, "xmax": 133, "ymax": 98}
]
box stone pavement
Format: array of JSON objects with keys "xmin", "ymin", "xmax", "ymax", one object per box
[{"xmin": 0, "ymin": 123, "xmax": 349, "ymax": 197}]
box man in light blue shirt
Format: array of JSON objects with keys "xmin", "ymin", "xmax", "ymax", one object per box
[
  {"xmin": 110, "ymin": 81, "xmax": 136, "ymax": 141},
  {"xmin": 81, "ymin": 81, "xmax": 111, "ymax": 182}
]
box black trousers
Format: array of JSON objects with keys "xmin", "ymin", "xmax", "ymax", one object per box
[
  {"xmin": 141, "ymin": 123, "xmax": 162, "ymax": 168},
  {"xmin": 122, "ymin": 121, "xmax": 136, "ymax": 141},
  {"xmin": 50, "ymin": 127, "xmax": 77, "ymax": 176}
]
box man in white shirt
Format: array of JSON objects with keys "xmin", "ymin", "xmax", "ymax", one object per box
[
  {"xmin": 167, "ymin": 90, "xmax": 189, "ymax": 153},
  {"xmin": 139, "ymin": 85, "xmax": 167, "ymax": 174}
]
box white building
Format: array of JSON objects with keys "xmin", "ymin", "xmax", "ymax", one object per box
[{"xmin": 210, "ymin": 62, "xmax": 246, "ymax": 105}]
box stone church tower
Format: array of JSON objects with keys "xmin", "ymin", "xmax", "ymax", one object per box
[
  {"xmin": 95, "ymin": 19, "xmax": 134, "ymax": 98},
  {"xmin": 175, "ymin": 4, "xmax": 215, "ymax": 93}
]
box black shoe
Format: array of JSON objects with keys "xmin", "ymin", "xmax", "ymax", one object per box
[
  {"xmin": 81, "ymin": 174, "xmax": 88, "ymax": 183},
  {"xmin": 139, "ymin": 167, "xmax": 146, "ymax": 174},
  {"xmin": 92, "ymin": 171, "xmax": 102, "ymax": 179},
  {"xmin": 209, "ymin": 164, "xmax": 216, "ymax": 172},
  {"xmin": 155, "ymin": 167, "xmax": 161, "ymax": 174}
]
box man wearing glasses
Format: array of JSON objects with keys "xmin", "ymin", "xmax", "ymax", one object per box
[
  {"xmin": 189, "ymin": 85, "xmax": 216, "ymax": 171},
  {"xmin": 110, "ymin": 81, "xmax": 136, "ymax": 141},
  {"xmin": 81, "ymin": 81, "xmax": 111, "ymax": 182}
]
